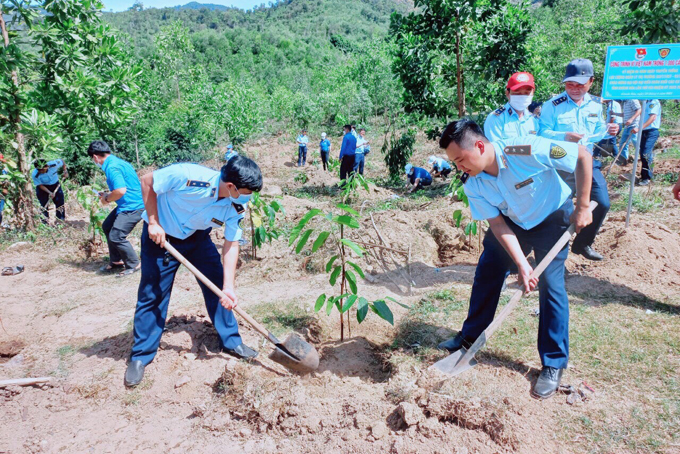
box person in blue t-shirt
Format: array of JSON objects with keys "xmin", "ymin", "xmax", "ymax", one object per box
[
  {"xmin": 404, "ymin": 164, "xmax": 433, "ymax": 193},
  {"xmin": 89, "ymin": 140, "xmax": 145, "ymax": 277},
  {"xmin": 339, "ymin": 125, "xmax": 357, "ymax": 181},
  {"xmin": 319, "ymin": 133, "xmax": 332, "ymax": 171},
  {"xmin": 31, "ymin": 157, "xmax": 68, "ymax": 223}
]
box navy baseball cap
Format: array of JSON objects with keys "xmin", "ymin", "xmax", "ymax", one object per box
[{"xmin": 563, "ymin": 59, "xmax": 594, "ymax": 84}]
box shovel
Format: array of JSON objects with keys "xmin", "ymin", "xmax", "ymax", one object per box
[
  {"xmin": 163, "ymin": 242, "xmax": 320, "ymax": 374},
  {"xmin": 431, "ymin": 200, "xmax": 597, "ymax": 377}
]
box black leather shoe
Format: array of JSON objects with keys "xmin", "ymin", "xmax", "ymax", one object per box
[
  {"xmin": 437, "ymin": 333, "xmax": 475, "ymax": 353},
  {"xmin": 223, "ymin": 343, "xmax": 259, "ymax": 360},
  {"xmin": 124, "ymin": 360, "xmax": 145, "ymax": 388},
  {"xmin": 572, "ymin": 245, "xmax": 604, "ymax": 261},
  {"xmin": 531, "ymin": 366, "xmax": 564, "ymax": 399}
]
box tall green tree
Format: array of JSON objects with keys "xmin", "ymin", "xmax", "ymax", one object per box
[
  {"xmin": 154, "ymin": 20, "xmax": 195, "ymax": 103},
  {"xmin": 621, "ymin": 0, "xmax": 680, "ymax": 44}
]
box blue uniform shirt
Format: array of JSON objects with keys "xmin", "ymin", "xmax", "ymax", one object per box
[
  {"xmin": 356, "ymin": 137, "xmax": 368, "ymax": 154},
  {"xmin": 31, "ymin": 159, "xmax": 63, "ymax": 186},
  {"xmin": 339, "ymin": 133, "xmax": 357, "ymax": 158},
  {"xmin": 408, "ymin": 167, "xmax": 433, "ymax": 185},
  {"xmin": 464, "ymin": 136, "xmax": 578, "ymax": 230},
  {"xmin": 101, "ymin": 155, "xmax": 144, "ymax": 213},
  {"xmin": 320, "ymin": 139, "xmax": 331, "ymax": 152},
  {"xmin": 539, "ymin": 92, "xmax": 607, "ymax": 150},
  {"xmin": 142, "ymin": 163, "xmax": 245, "ymax": 241},
  {"xmin": 643, "ymin": 99, "xmax": 662, "ymax": 130},
  {"xmin": 297, "ymin": 135, "xmax": 309, "ymax": 147},
  {"xmin": 432, "ymin": 158, "xmax": 452, "ymax": 172},
  {"xmin": 484, "ymin": 103, "xmax": 539, "ymax": 142}
]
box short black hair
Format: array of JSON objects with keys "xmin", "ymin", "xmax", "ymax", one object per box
[
  {"xmin": 343, "ymin": 124, "xmax": 351, "ymax": 132},
  {"xmin": 359, "ymin": 128, "xmax": 366, "ymax": 133},
  {"xmin": 528, "ymin": 101, "xmax": 542, "ymax": 114},
  {"xmin": 220, "ymin": 155, "xmax": 263, "ymax": 192},
  {"xmin": 33, "ymin": 158, "xmax": 47, "ymax": 169},
  {"xmin": 87, "ymin": 140, "xmax": 112, "ymax": 156},
  {"xmin": 439, "ymin": 119, "xmax": 487, "ymax": 150}
]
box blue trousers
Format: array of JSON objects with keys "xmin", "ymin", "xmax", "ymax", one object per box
[
  {"xmin": 460, "ymin": 201, "xmax": 573, "ymax": 368},
  {"xmin": 571, "ymin": 163, "xmax": 610, "ymax": 251},
  {"xmin": 130, "ymin": 223, "xmax": 242, "ymax": 365},
  {"xmin": 640, "ymin": 128, "xmax": 659, "ymax": 181},
  {"xmin": 0, "ymin": 199, "xmax": 4, "ymax": 225},
  {"xmin": 353, "ymin": 153, "xmax": 365, "ymax": 175},
  {"xmin": 297, "ymin": 146, "xmax": 307, "ymax": 166}
]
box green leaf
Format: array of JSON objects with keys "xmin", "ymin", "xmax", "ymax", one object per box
[
  {"xmin": 314, "ymin": 294, "xmax": 326, "ymax": 312},
  {"xmin": 289, "ymin": 208, "xmax": 322, "ymax": 245},
  {"xmin": 357, "ymin": 297, "xmax": 369, "ymax": 323},
  {"xmin": 370, "ymin": 300, "xmax": 394, "ymax": 325},
  {"xmin": 332, "ymin": 215, "xmax": 360, "ymax": 229},
  {"xmin": 329, "ymin": 265, "xmax": 342, "ymax": 286},
  {"xmin": 386, "ymin": 296, "xmax": 409, "ymax": 309},
  {"xmin": 346, "ymin": 261, "xmax": 365, "ymax": 279},
  {"xmin": 453, "ymin": 209, "xmax": 463, "ymax": 227},
  {"xmin": 326, "ymin": 255, "xmax": 339, "ymax": 273},
  {"xmin": 341, "ymin": 295, "xmax": 358, "ymax": 313},
  {"xmin": 312, "ymin": 231, "xmax": 330, "ymax": 252},
  {"xmin": 345, "ymin": 269, "xmax": 358, "ymax": 294},
  {"xmin": 295, "ymin": 229, "xmax": 314, "ymax": 254},
  {"xmin": 336, "ymin": 203, "xmax": 359, "ymax": 216},
  {"xmin": 325, "ymin": 297, "xmax": 335, "ymax": 315},
  {"xmin": 340, "ymin": 239, "xmax": 364, "ymax": 256}
]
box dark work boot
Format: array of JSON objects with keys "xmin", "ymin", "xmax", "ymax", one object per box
[
  {"xmin": 223, "ymin": 343, "xmax": 259, "ymax": 360},
  {"xmin": 124, "ymin": 360, "xmax": 145, "ymax": 388},
  {"xmin": 531, "ymin": 366, "xmax": 564, "ymax": 400},
  {"xmin": 437, "ymin": 333, "xmax": 475, "ymax": 353},
  {"xmin": 572, "ymin": 245, "xmax": 604, "ymax": 261}
]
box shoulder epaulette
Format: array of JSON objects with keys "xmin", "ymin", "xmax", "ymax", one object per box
[
  {"xmin": 232, "ymin": 203, "xmax": 245, "ymax": 214},
  {"xmin": 186, "ymin": 180, "xmax": 210, "ymax": 188},
  {"xmin": 552, "ymin": 96, "xmax": 568, "ymax": 106},
  {"xmin": 49, "ymin": 163, "xmax": 58, "ymax": 167},
  {"xmin": 493, "ymin": 106, "xmax": 506, "ymax": 116},
  {"xmin": 590, "ymin": 95, "xmax": 602, "ymax": 103}
]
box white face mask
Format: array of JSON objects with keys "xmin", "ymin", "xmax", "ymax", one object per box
[{"xmin": 509, "ymin": 95, "xmax": 533, "ymax": 112}]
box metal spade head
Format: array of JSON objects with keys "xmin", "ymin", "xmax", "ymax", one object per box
[
  {"xmin": 430, "ymin": 332, "xmax": 487, "ymax": 377},
  {"xmin": 268, "ymin": 333, "xmax": 319, "ymax": 374}
]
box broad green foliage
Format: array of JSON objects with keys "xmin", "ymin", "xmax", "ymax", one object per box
[
  {"xmin": 383, "ymin": 128, "xmax": 416, "ymax": 183},
  {"xmin": 76, "ymin": 186, "xmax": 108, "ymax": 240},
  {"xmin": 620, "ymin": 0, "xmax": 680, "ymax": 44}
]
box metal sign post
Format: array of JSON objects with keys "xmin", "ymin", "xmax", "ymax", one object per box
[{"xmin": 625, "ymin": 101, "xmax": 646, "ymax": 228}]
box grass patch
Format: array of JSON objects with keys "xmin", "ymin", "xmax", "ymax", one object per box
[
  {"xmin": 248, "ymin": 301, "xmax": 321, "ymax": 338},
  {"xmin": 610, "ymin": 187, "xmax": 666, "ymax": 213}
]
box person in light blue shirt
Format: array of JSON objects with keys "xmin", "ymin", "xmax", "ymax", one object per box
[
  {"xmin": 319, "ymin": 133, "xmax": 331, "ymax": 171},
  {"xmin": 353, "ymin": 128, "xmax": 370, "ymax": 175},
  {"xmin": 88, "ymin": 140, "xmax": 145, "ymax": 277},
  {"xmin": 224, "ymin": 144, "xmax": 238, "ymax": 162},
  {"xmin": 539, "ymin": 58, "xmax": 618, "ymax": 262},
  {"xmin": 339, "ymin": 125, "xmax": 357, "ymax": 181},
  {"xmin": 437, "ymin": 118, "xmax": 593, "ymax": 400},
  {"xmin": 124, "ymin": 156, "xmax": 263, "ymax": 388},
  {"xmin": 404, "ymin": 164, "xmax": 432, "ymax": 192},
  {"xmin": 637, "ymin": 99, "xmax": 662, "ymax": 185},
  {"xmin": 31, "ymin": 158, "xmax": 68, "ymax": 223},
  {"xmin": 484, "ymin": 72, "xmax": 539, "ymax": 142},
  {"xmin": 428, "ymin": 155, "xmax": 452, "ymax": 180},
  {"xmin": 296, "ymin": 129, "xmax": 309, "ymax": 167}
]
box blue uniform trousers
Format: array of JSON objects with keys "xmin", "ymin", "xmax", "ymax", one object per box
[
  {"xmin": 297, "ymin": 146, "xmax": 307, "ymax": 166},
  {"xmin": 460, "ymin": 201, "xmax": 573, "ymax": 369},
  {"xmin": 640, "ymin": 128, "xmax": 659, "ymax": 181},
  {"xmin": 130, "ymin": 223, "xmax": 242, "ymax": 365},
  {"xmin": 353, "ymin": 153, "xmax": 365, "ymax": 175},
  {"xmin": 571, "ymin": 161, "xmax": 610, "ymax": 251}
]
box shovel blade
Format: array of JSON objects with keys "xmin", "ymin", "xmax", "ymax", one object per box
[
  {"xmin": 268, "ymin": 333, "xmax": 319, "ymax": 374},
  {"xmin": 430, "ymin": 348, "xmax": 478, "ymax": 376}
]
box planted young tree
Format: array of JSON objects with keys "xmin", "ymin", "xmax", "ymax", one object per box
[
  {"xmin": 382, "ymin": 129, "xmax": 416, "ymax": 183},
  {"xmin": 76, "ymin": 187, "xmax": 108, "ymax": 256},
  {"xmin": 289, "ymin": 175, "xmax": 402, "ymax": 341},
  {"xmin": 248, "ymin": 192, "xmax": 284, "ymax": 260}
]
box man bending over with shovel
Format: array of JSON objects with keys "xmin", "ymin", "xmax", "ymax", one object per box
[
  {"xmin": 125, "ymin": 156, "xmax": 262, "ymax": 387},
  {"xmin": 437, "ymin": 119, "xmax": 593, "ymax": 399}
]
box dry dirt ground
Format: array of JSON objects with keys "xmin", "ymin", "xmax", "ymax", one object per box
[{"xmin": 1, "ymin": 135, "xmax": 679, "ymax": 454}]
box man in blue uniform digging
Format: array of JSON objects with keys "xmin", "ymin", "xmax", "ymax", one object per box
[{"xmin": 437, "ymin": 119, "xmax": 593, "ymax": 399}]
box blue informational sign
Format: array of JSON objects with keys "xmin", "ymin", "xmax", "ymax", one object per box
[{"xmin": 602, "ymin": 44, "xmax": 680, "ymax": 100}]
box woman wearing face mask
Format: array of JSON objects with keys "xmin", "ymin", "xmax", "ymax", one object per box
[{"xmin": 483, "ymin": 72, "xmax": 539, "ymax": 142}]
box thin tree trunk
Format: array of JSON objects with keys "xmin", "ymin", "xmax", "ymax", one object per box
[
  {"xmin": 339, "ymin": 225, "xmax": 346, "ymax": 341},
  {"xmin": 1, "ymin": 13, "xmax": 35, "ymax": 230},
  {"xmin": 455, "ymin": 29, "xmax": 466, "ymax": 117},
  {"xmin": 134, "ymin": 121, "xmax": 140, "ymax": 166}
]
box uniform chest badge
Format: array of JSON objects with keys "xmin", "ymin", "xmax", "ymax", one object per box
[
  {"xmin": 588, "ymin": 113, "xmax": 598, "ymax": 118},
  {"xmin": 211, "ymin": 218, "xmax": 224, "ymax": 227},
  {"xmin": 186, "ymin": 180, "xmax": 210, "ymax": 188},
  {"xmin": 550, "ymin": 144, "xmax": 567, "ymax": 159},
  {"xmin": 504, "ymin": 145, "xmax": 531, "ymax": 156},
  {"xmin": 515, "ymin": 178, "xmax": 534, "ymax": 190},
  {"xmin": 529, "ymin": 130, "xmax": 537, "ymax": 135}
]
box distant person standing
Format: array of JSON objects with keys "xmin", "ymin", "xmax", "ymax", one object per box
[
  {"xmin": 88, "ymin": 140, "xmax": 145, "ymax": 277},
  {"xmin": 339, "ymin": 125, "xmax": 357, "ymax": 181},
  {"xmin": 619, "ymin": 99, "xmax": 641, "ymax": 162},
  {"xmin": 297, "ymin": 129, "xmax": 309, "ymax": 167},
  {"xmin": 32, "ymin": 157, "xmax": 68, "ymax": 223},
  {"xmin": 637, "ymin": 99, "xmax": 662, "ymax": 186},
  {"xmin": 354, "ymin": 128, "xmax": 370, "ymax": 175},
  {"xmin": 224, "ymin": 144, "xmax": 238, "ymax": 163},
  {"xmin": 597, "ymin": 99, "xmax": 624, "ymax": 164},
  {"xmin": 319, "ymin": 133, "xmax": 331, "ymax": 171}
]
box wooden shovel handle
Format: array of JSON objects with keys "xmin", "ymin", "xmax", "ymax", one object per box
[
  {"xmin": 483, "ymin": 200, "xmax": 598, "ymax": 340},
  {"xmin": 162, "ymin": 242, "xmax": 273, "ymax": 341}
]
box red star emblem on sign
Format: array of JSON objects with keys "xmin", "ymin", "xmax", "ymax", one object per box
[{"xmin": 636, "ymin": 48, "xmax": 647, "ymax": 60}]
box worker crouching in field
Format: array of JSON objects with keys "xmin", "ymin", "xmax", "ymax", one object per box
[
  {"xmin": 124, "ymin": 156, "xmax": 262, "ymax": 387},
  {"xmin": 32, "ymin": 158, "xmax": 68, "ymax": 223},
  {"xmin": 437, "ymin": 119, "xmax": 593, "ymax": 399}
]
